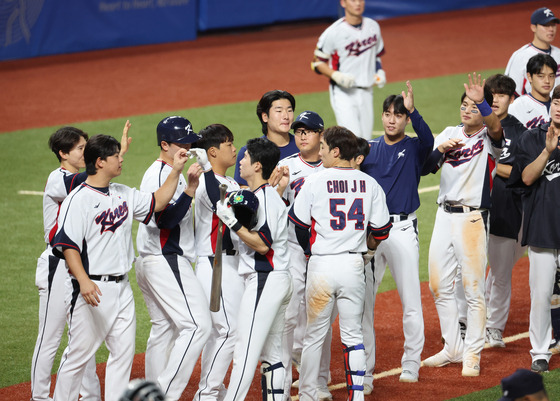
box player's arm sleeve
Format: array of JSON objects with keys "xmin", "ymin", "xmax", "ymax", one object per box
[
  {"xmin": 234, "ymin": 147, "xmax": 248, "ymax": 186},
  {"xmin": 65, "ymin": 172, "xmax": 87, "ymax": 194},
  {"xmin": 504, "ymin": 53, "xmax": 522, "ymax": 98},
  {"xmin": 367, "ymin": 184, "xmax": 392, "ymax": 240},
  {"xmin": 410, "ymin": 108, "xmax": 434, "ymax": 153},
  {"xmin": 50, "ymin": 197, "xmax": 83, "ymax": 258},
  {"xmin": 131, "ymin": 189, "xmax": 156, "ymax": 225},
  {"xmin": 421, "ymin": 148, "xmax": 444, "ymax": 175},
  {"xmin": 154, "ymin": 192, "xmax": 193, "ymax": 229}
]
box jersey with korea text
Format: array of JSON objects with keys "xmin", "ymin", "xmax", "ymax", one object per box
[
  {"xmin": 513, "ymin": 123, "xmax": 560, "ymax": 248},
  {"xmin": 316, "ymin": 17, "xmax": 385, "ymax": 88},
  {"xmin": 136, "ymin": 160, "xmax": 195, "ymax": 261},
  {"xmin": 288, "ymin": 167, "xmax": 391, "ymax": 256},
  {"xmin": 43, "ymin": 168, "xmax": 87, "ymax": 244},
  {"xmin": 51, "ymin": 183, "xmax": 155, "ymax": 276},
  {"xmin": 277, "ymin": 153, "xmax": 324, "ymax": 245},
  {"xmin": 195, "ymin": 171, "xmax": 240, "ymax": 257},
  {"xmin": 508, "ymin": 94, "xmax": 550, "ymax": 129},
  {"xmin": 237, "ymin": 184, "xmax": 290, "ymax": 276},
  {"xmin": 489, "ymin": 114, "xmax": 527, "ymax": 239},
  {"xmin": 361, "ymin": 108, "xmax": 433, "ymax": 214},
  {"xmin": 434, "ymin": 125, "xmax": 503, "ymax": 209},
  {"xmin": 505, "ymin": 43, "xmax": 560, "ymax": 97}
]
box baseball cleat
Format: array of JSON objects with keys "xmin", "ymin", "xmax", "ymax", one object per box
[
  {"xmin": 459, "ymin": 321, "xmax": 467, "ymax": 341},
  {"xmin": 531, "ymin": 359, "xmax": 549, "ymax": 373},
  {"xmin": 399, "ymin": 370, "xmax": 419, "ymax": 383},
  {"xmin": 363, "ymin": 383, "xmax": 373, "ymax": 395},
  {"xmin": 317, "ymin": 386, "xmax": 333, "ymax": 401},
  {"xmin": 462, "ymin": 355, "xmax": 480, "ymax": 377},
  {"xmin": 549, "ymin": 339, "xmax": 560, "ymax": 354},
  {"xmin": 486, "ymin": 328, "xmax": 506, "ymax": 348},
  {"xmin": 422, "ymin": 350, "xmax": 462, "ymax": 367}
]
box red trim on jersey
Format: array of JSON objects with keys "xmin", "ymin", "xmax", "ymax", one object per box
[
  {"xmin": 210, "ymin": 214, "xmax": 219, "ymax": 254},
  {"xmin": 160, "ymin": 228, "xmax": 170, "ymax": 250},
  {"xmin": 332, "ymin": 50, "xmax": 340, "ymax": 71},
  {"xmin": 298, "ymin": 154, "xmax": 323, "ymax": 168},
  {"xmin": 142, "ymin": 194, "xmax": 156, "ymax": 225},
  {"xmin": 265, "ymin": 247, "xmax": 275, "ymax": 270},
  {"xmin": 156, "ymin": 159, "xmax": 172, "ymax": 168},
  {"xmin": 462, "ymin": 126, "xmax": 485, "ymax": 139},
  {"xmin": 48, "ymin": 201, "xmax": 62, "ymax": 243},
  {"xmin": 309, "ymin": 218, "xmax": 317, "ymax": 251},
  {"xmin": 487, "ymin": 154, "xmax": 496, "ymax": 191},
  {"xmin": 83, "ymin": 183, "xmax": 110, "ymax": 196}
]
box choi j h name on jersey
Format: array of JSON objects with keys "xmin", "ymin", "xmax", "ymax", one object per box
[{"xmin": 327, "ymin": 179, "xmax": 367, "ymax": 194}]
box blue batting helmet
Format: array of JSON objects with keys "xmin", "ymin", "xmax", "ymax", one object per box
[
  {"xmin": 228, "ymin": 189, "xmax": 259, "ymax": 230},
  {"xmin": 157, "ymin": 116, "xmax": 201, "ymax": 146}
]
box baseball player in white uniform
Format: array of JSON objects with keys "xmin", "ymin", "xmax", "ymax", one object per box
[
  {"xmin": 312, "ymin": 0, "xmax": 386, "ymax": 140},
  {"xmin": 422, "ymin": 74, "xmax": 504, "ymax": 377},
  {"xmin": 505, "ymin": 7, "xmax": 560, "ymax": 98},
  {"xmin": 271, "ymin": 111, "xmax": 326, "ymax": 398},
  {"xmin": 360, "ymin": 81, "xmax": 433, "ymax": 386},
  {"xmin": 135, "ymin": 117, "xmax": 211, "ymax": 401},
  {"xmin": 509, "ymin": 87, "xmax": 560, "ymax": 372},
  {"xmin": 509, "ymin": 54, "xmax": 557, "ymax": 128},
  {"xmin": 190, "ymin": 124, "xmax": 243, "ymax": 401},
  {"xmin": 31, "ymin": 127, "xmax": 100, "ymax": 401},
  {"xmin": 51, "ymin": 134, "xmax": 191, "ymax": 401},
  {"xmin": 289, "ymin": 126, "xmax": 391, "ymax": 401},
  {"xmin": 216, "ymin": 137, "xmax": 293, "ymax": 401}
]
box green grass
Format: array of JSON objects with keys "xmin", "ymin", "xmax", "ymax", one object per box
[{"xmin": 3, "ymin": 68, "xmax": 558, "ymax": 400}]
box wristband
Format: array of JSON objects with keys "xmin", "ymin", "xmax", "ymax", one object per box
[
  {"xmin": 230, "ymin": 221, "xmax": 242, "ymax": 232},
  {"xmin": 476, "ymin": 99, "xmax": 492, "ymax": 117}
]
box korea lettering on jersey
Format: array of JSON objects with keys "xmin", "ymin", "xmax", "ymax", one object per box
[
  {"xmin": 508, "ymin": 95, "xmax": 550, "ymax": 129},
  {"xmin": 288, "ymin": 167, "xmax": 391, "ymax": 255},
  {"xmin": 316, "ymin": 17, "xmax": 384, "ymax": 88},
  {"xmin": 195, "ymin": 172, "xmax": 240, "ymax": 257},
  {"xmin": 136, "ymin": 160, "xmax": 195, "ymax": 260},
  {"xmin": 52, "ymin": 183, "xmax": 155, "ymax": 276},
  {"xmin": 434, "ymin": 125, "xmax": 503, "ymax": 209},
  {"xmin": 237, "ymin": 184, "xmax": 290, "ymax": 276}
]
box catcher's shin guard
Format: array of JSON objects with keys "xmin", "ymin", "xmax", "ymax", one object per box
[
  {"xmin": 261, "ymin": 361, "xmax": 285, "ymax": 401},
  {"xmin": 343, "ymin": 343, "xmax": 366, "ymax": 401}
]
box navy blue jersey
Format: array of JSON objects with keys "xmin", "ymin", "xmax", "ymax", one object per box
[
  {"xmin": 360, "ymin": 108, "xmax": 434, "ymax": 214},
  {"xmin": 511, "ymin": 123, "xmax": 560, "ymax": 248},
  {"xmin": 234, "ymin": 134, "xmax": 299, "ymax": 186},
  {"xmin": 489, "ymin": 114, "xmax": 527, "ymax": 239}
]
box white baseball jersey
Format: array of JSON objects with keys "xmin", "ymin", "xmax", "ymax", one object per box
[
  {"xmin": 505, "ymin": 43, "xmax": 560, "ymax": 97},
  {"xmin": 136, "ymin": 160, "xmax": 195, "ymax": 261},
  {"xmin": 434, "ymin": 125, "xmax": 503, "ymax": 209},
  {"xmin": 277, "ymin": 153, "xmax": 324, "ymax": 244},
  {"xmin": 195, "ymin": 171, "xmax": 240, "ymax": 257},
  {"xmin": 237, "ymin": 184, "xmax": 290, "ymax": 276},
  {"xmin": 508, "ymin": 94, "xmax": 550, "ymax": 129},
  {"xmin": 52, "ymin": 182, "xmax": 155, "ymax": 275},
  {"xmin": 289, "ymin": 167, "xmax": 391, "ymax": 255},
  {"xmin": 316, "ymin": 17, "xmax": 384, "ymax": 88}
]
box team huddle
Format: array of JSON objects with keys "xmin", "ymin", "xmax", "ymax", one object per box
[{"xmin": 30, "ymin": 2, "xmax": 560, "ymax": 401}]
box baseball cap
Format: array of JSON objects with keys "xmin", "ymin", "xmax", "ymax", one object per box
[
  {"xmin": 498, "ymin": 369, "xmax": 545, "ymax": 401},
  {"xmin": 291, "ymin": 111, "xmax": 324, "ymax": 131},
  {"xmin": 531, "ymin": 7, "xmax": 560, "ymax": 25}
]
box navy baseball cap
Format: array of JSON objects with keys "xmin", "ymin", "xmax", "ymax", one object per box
[
  {"xmin": 291, "ymin": 111, "xmax": 324, "ymax": 131},
  {"xmin": 531, "ymin": 7, "xmax": 560, "ymax": 25},
  {"xmin": 498, "ymin": 369, "xmax": 545, "ymax": 401}
]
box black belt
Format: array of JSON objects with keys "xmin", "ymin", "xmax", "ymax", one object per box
[
  {"xmin": 390, "ymin": 214, "xmax": 409, "ymax": 223},
  {"xmin": 442, "ymin": 203, "xmax": 477, "ymax": 213},
  {"xmin": 89, "ymin": 274, "xmax": 127, "ymax": 283},
  {"xmin": 225, "ymin": 249, "xmax": 238, "ymax": 256}
]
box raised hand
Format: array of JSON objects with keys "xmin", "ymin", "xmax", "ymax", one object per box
[
  {"xmin": 545, "ymin": 124, "xmax": 560, "ymax": 154},
  {"xmin": 402, "ymin": 80, "xmax": 415, "ymax": 113},
  {"xmin": 463, "ymin": 72, "xmax": 485, "ymax": 104},
  {"xmin": 120, "ymin": 120, "xmax": 132, "ymax": 156}
]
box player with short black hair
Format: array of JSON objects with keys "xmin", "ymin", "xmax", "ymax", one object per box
[{"xmin": 256, "ymin": 90, "xmax": 296, "ymax": 135}]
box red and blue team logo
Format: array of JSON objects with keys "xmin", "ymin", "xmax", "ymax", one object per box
[
  {"xmin": 345, "ymin": 34, "xmax": 378, "ymax": 56},
  {"xmin": 95, "ymin": 201, "xmax": 129, "ymax": 234},
  {"xmin": 445, "ymin": 138, "xmax": 484, "ymax": 167}
]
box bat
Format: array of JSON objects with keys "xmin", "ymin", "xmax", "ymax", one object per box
[{"xmin": 209, "ymin": 184, "xmax": 228, "ymax": 312}]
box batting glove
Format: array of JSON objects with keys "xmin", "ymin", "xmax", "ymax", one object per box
[
  {"xmin": 216, "ymin": 199, "xmax": 242, "ymax": 232},
  {"xmin": 362, "ymin": 249, "xmax": 376, "ymax": 266},
  {"xmin": 188, "ymin": 148, "xmax": 212, "ymax": 171},
  {"xmin": 331, "ymin": 71, "xmax": 356, "ymax": 89},
  {"xmin": 374, "ymin": 69, "xmax": 386, "ymax": 88}
]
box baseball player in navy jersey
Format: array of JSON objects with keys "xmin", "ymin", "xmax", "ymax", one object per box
[
  {"xmin": 189, "ymin": 124, "xmax": 243, "ymax": 401},
  {"xmin": 360, "ymin": 81, "xmax": 433, "ymax": 386},
  {"xmin": 234, "ymin": 90, "xmax": 299, "ymax": 186},
  {"xmin": 312, "ymin": 0, "xmax": 386, "ymax": 140},
  {"xmin": 135, "ymin": 117, "xmax": 211, "ymax": 401},
  {"xmin": 509, "ymin": 86, "xmax": 560, "ymax": 372},
  {"xmin": 478, "ymin": 74, "xmax": 528, "ymax": 348},
  {"xmin": 271, "ymin": 111, "xmax": 327, "ymax": 399},
  {"xmin": 509, "ymin": 54, "xmax": 557, "ymax": 128},
  {"xmin": 216, "ymin": 137, "xmax": 293, "ymax": 401},
  {"xmin": 505, "ymin": 7, "xmax": 560, "ymax": 98},
  {"xmin": 50, "ymin": 134, "xmax": 190, "ymax": 401},
  {"xmin": 289, "ymin": 126, "xmax": 391, "ymax": 401},
  {"xmin": 32, "ymin": 122, "xmax": 132, "ymax": 401},
  {"xmin": 422, "ymin": 74, "xmax": 504, "ymax": 377}
]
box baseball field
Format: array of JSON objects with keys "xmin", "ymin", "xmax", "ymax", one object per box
[{"xmin": 1, "ymin": 0, "xmax": 560, "ymax": 399}]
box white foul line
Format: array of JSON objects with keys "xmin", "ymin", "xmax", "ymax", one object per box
[{"xmin": 18, "ymin": 190, "xmax": 44, "ymax": 196}]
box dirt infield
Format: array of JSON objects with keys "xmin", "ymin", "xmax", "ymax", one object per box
[
  {"xmin": 0, "ymin": 1, "xmax": 541, "ymax": 133},
  {"xmin": 1, "ymin": 1, "xmax": 557, "ymax": 400}
]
